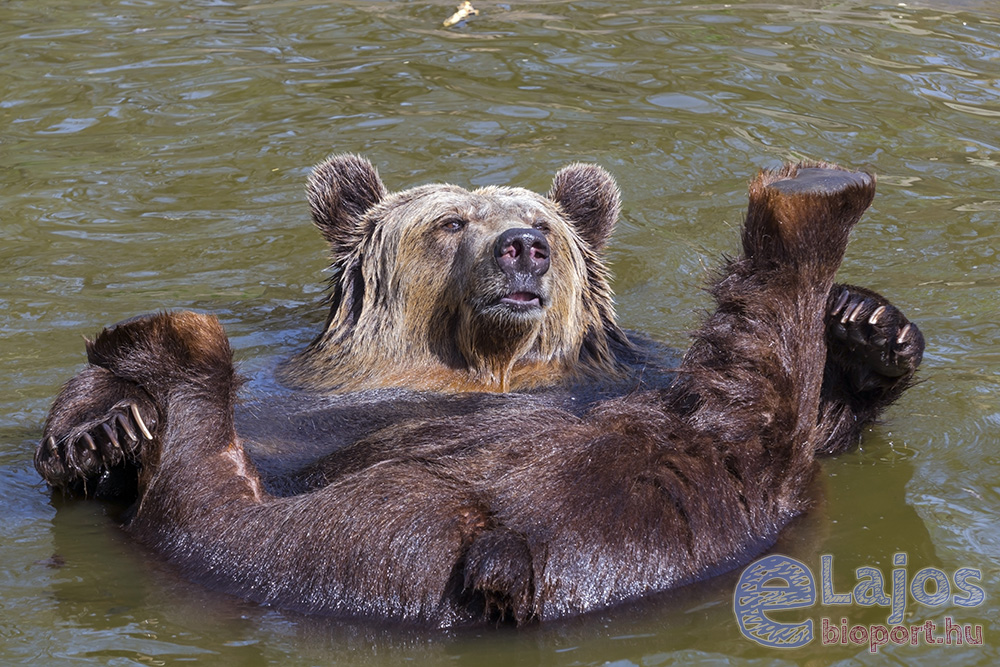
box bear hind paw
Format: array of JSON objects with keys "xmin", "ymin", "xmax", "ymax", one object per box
[{"xmin": 743, "ymin": 162, "xmax": 876, "ymax": 274}]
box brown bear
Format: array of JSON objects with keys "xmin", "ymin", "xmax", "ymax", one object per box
[
  {"xmin": 277, "ymin": 155, "xmax": 636, "ymax": 394},
  {"xmin": 34, "ymin": 161, "xmax": 924, "ymax": 627}
]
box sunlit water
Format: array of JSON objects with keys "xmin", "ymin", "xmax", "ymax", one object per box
[{"xmin": 2, "ymin": 1, "xmax": 998, "ymax": 665}]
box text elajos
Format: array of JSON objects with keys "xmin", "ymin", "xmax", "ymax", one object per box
[{"xmin": 734, "ymin": 553, "xmax": 985, "ymax": 653}]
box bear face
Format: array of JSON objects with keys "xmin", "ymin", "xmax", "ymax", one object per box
[{"xmin": 278, "ymin": 155, "xmax": 630, "ymax": 393}]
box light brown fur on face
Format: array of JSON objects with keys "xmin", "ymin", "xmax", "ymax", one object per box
[{"xmin": 278, "ymin": 155, "xmax": 629, "ymax": 393}]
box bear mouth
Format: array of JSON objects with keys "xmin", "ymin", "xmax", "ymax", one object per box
[{"xmin": 499, "ymin": 291, "xmax": 542, "ymax": 310}]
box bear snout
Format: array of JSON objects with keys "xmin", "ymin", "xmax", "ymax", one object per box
[{"xmin": 494, "ymin": 228, "xmax": 550, "ymax": 279}]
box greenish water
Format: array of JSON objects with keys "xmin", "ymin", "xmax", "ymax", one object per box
[{"xmin": 2, "ymin": 0, "xmax": 998, "ymax": 664}]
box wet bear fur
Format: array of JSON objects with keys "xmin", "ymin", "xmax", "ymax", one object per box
[
  {"xmin": 34, "ymin": 161, "xmax": 925, "ymax": 626},
  {"xmin": 278, "ymin": 155, "xmax": 639, "ymax": 394}
]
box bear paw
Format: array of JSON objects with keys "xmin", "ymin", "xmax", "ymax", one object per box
[
  {"xmin": 826, "ymin": 284, "xmax": 924, "ymax": 379},
  {"xmin": 35, "ymin": 397, "xmax": 157, "ymax": 496},
  {"xmin": 744, "ymin": 163, "xmax": 875, "ymax": 276}
]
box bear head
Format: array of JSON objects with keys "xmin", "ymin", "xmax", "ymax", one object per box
[{"xmin": 278, "ymin": 154, "xmax": 632, "ymax": 393}]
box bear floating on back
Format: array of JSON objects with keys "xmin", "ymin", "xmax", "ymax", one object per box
[{"xmin": 34, "ymin": 159, "xmax": 924, "ymax": 626}]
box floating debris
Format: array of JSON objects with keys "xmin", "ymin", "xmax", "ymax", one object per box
[{"xmin": 443, "ymin": 1, "xmax": 478, "ymax": 28}]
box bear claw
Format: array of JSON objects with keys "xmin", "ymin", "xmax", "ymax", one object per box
[
  {"xmin": 131, "ymin": 403, "xmax": 154, "ymax": 440},
  {"xmin": 868, "ymin": 305, "xmax": 886, "ymax": 325},
  {"xmin": 101, "ymin": 422, "xmax": 119, "ymax": 448},
  {"xmin": 897, "ymin": 323, "xmax": 913, "ymax": 346},
  {"xmin": 829, "ymin": 288, "xmax": 850, "ymax": 318}
]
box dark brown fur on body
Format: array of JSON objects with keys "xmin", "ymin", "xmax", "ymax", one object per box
[{"xmin": 34, "ymin": 161, "xmax": 925, "ymax": 626}]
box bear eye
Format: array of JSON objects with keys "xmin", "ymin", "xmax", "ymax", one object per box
[
  {"xmin": 532, "ymin": 220, "xmax": 551, "ymax": 233},
  {"xmin": 441, "ymin": 217, "xmax": 467, "ymax": 232}
]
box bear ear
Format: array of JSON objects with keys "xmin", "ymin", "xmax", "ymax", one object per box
[
  {"xmin": 307, "ymin": 154, "xmax": 388, "ymax": 255},
  {"xmin": 547, "ymin": 163, "xmax": 621, "ymax": 252}
]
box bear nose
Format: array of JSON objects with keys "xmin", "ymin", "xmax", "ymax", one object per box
[{"xmin": 494, "ymin": 228, "xmax": 550, "ymax": 277}]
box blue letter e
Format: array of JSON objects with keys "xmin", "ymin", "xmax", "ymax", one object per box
[{"xmin": 734, "ymin": 554, "xmax": 816, "ymax": 648}]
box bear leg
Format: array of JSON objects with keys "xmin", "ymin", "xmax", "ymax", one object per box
[{"xmin": 670, "ymin": 163, "xmax": 877, "ymax": 516}]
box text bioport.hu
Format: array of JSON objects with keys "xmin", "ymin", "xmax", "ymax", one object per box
[{"xmin": 734, "ymin": 553, "xmax": 985, "ymax": 654}]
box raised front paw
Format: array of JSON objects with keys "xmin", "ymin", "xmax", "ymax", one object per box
[
  {"xmin": 826, "ymin": 284, "xmax": 924, "ymax": 379},
  {"xmin": 35, "ymin": 365, "xmax": 159, "ymax": 497}
]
